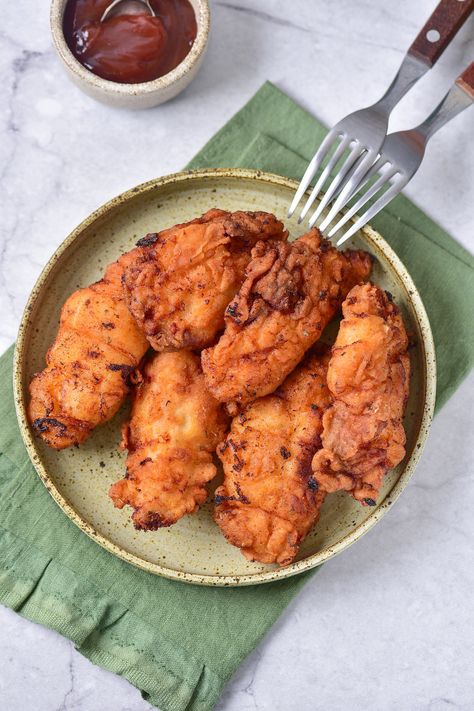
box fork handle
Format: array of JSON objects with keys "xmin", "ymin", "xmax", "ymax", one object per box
[
  {"xmin": 456, "ymin": 61, "xmax": 474, "ymax": 98},
  {"xmin": 417, "ymin": 61, "xmax": 474, "ymax": 139},
  {"xmin": 408, "ymin": 0, "xmax": 474, "ymax": 67}
]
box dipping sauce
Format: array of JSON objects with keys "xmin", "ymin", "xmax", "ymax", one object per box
[{"xmin": 63, "ymin": 0, "xmax": 197, "ymax": 84}]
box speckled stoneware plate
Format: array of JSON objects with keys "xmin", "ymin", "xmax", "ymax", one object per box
[{"xmin": 14, "ymin": 168, "xmax": 436, "ymax": 586}]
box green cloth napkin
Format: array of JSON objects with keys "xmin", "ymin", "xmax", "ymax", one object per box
[{"xmin": 0, "ymin": 82, "xmax": 472, "ymax": 711}]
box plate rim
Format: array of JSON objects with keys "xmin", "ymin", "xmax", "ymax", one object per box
[{"xmin": 13, "ymin": 167, "xmax": 437, "ymax": 587}]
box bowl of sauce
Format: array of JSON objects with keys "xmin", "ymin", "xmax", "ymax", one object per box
[{"xmin": 51, "ymin": 0, "xmax": 209, "ymax": 108}]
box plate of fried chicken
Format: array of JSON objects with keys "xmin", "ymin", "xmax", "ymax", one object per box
[{"xmin": 14, "ymin": 168, "xmax": 436, "ymax": 585}]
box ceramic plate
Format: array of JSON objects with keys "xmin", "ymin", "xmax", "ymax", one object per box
[{"xmin": 14, "ymin": 169, "xmax": 436, "ymax": 586}]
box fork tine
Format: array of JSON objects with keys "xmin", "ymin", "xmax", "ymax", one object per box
[
  {"xmin": 325, "ymin": 149, "xmax": 372, "ymax": 202},
  {"xmin": 288, "ymin": 131, "xmax": 341, "ymax": 218},
  {"xmin": 297, "ymin": 136, "xmax": 351, "ymax": 223},
  {"xmin": 318, "ymin": 149, "xmax": 378, "ymax": 231},
  {"xmin": 335, "ymin": 179, "xmax": 407, "ymax": 246},
  {"xmin": 308, "ymin": 143, "xmax": 365, "ymax": 227},
  {"xmin": 334, "ymin": 153, "xmax": 384, "ymax": 207},
  {"xmin": 327, "ymin": 163, "xmax": 397, "ymax": 237}
]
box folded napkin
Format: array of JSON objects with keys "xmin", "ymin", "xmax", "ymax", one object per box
[{"xmin": 0, "ymin": 82, "xmax": 472, "ymax": 711}]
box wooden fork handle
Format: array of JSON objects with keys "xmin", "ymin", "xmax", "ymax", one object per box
[
  {"xmin": 408, "ymin": 0, "xmax": 474, "ymax": 67},
  {"xmin": 456, "ymin": 61, "xmax": 474, "ymax": 99}
]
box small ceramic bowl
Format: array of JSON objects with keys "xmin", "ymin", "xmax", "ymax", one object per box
[{"xmin": 50, "ymin": 0, "xmax": 210, "ymax": 109}]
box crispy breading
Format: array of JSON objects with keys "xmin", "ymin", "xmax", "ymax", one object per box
[
  {"xmin": 202, "ymin": 229, "xmax": 372, "ymax": 410},
  {"xmin": 28, "ymin": 251, "xmax": 149, "ymax": 449},
  {"xmin": 312, "ymin": 284, "xmax": 410, "ymax": 505},
  {"xmin": 109, "ymin": 351, "xmax": 229, "ymax": 529},
  {"xmin": 123, "ymin": 209, "xmax": 288, "ymax": 351},
  {"xmin": 214, "ymin": 346, "xmax": 332, "ymax": 565}
]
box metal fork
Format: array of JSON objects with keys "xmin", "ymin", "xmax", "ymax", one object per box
[
  {"xmin": 322, "ymin": 62, "xmax": 474, "ymax": 246},
  {"xmin": 320, "ymin": 62, "xmax": 474, "ymax": 246},
  {"xmin": 288, "ymin": 0, "xmax": 474, "ymax": 225}
]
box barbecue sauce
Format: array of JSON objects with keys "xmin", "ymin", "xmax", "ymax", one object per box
[{"xmin": 63, "ymin": 0, "xmax": 197, "ymax": 84}]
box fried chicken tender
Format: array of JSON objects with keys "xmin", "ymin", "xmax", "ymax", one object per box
[
  {"xmin": 312, "ymin": 284, "xmax": 410, "ymax": 505},
  {"xmin": 214, "ymin": 346, "xmax": 332, "ymax": 565},
  {"xmin": 109, "ymin": 351, "xmax": 229, "ymax": 529},
  {"xmin": 28, "ymin": 251, "xmax": 149, "ymax": 449},
  {"xmin": 202, "ymin": 229, "xmax": 372, "ymax": 410},
  {"xmin": 123, "ymin": 209, "xmax": 288, "ymax": 351}
]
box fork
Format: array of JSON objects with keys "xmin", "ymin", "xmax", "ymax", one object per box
[
  {"xmin": 322, "ymin": 62, "xmax": 474, "ymax": 245},
  {"xmin": 288, "ymin": 0, "xmax": 474, "ymax": 225}
]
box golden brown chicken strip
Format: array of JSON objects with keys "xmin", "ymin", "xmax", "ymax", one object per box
[
  {"xmin": 28, "ymin": 251, "xmax": 149, "ymax": 449},
  {"xmin": 312, "ymin": 284, "xmax": 410, "ymax": 505},
  {"xmin": 122, "ymin": 209, "xmax": 288, "ymax": 351},
  {"xmin": 109, "ymin": 351, "xmax": 229, "ymax": 529},
  {"xmin": 214, "ymin": 346, "xmax": 332, "ymax": 565},
  {"xmin": 202, "ymin": 229, "xmax": 372, "ymax": 410}
]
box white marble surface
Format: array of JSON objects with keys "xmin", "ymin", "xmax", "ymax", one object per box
[{"xmin": 1, "ymin": 1, "xmax": 473, "ymax": 709}]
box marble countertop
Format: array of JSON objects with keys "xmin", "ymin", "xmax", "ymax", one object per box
[{"xmin": 1, "ymin": 1, "xmax": 473, "ymax": 709}]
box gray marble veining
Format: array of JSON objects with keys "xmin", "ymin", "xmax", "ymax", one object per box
[{"xmin": 0, "ymin": 1, "xmax": 473, "ymax": 710}]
